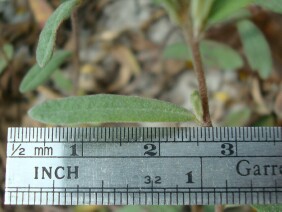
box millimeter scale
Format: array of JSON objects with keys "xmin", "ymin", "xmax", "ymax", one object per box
[{"xmin": 4, "ymin": 127, "xmax": 282, "ymax": 205}]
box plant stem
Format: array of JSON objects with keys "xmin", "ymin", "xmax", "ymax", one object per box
[
  {"xmin": 181, "ymin": 17, "xmax": 212, "ymax": 127},
  {"xmin": 71, "ymin": 7, "xmax": 80, "ymax": 95}
]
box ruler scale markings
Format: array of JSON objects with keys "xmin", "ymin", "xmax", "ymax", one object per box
[{"xmin": 4, "ymin": 127, "xmax": 282, "ymax": 205}]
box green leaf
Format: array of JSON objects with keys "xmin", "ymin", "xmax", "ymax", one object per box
[
  {"xmin": 255, "ymin": 0, "xmax": 282, "ymax": 14},
  {"xmin": 237, "ymin": 20, "xmax": 272, "ymax": 79},
  {"xmin": 208, "ymin": 0, "xmax": 254, "ymax": 25},
  {"xmin": 191, "ymin": 0, "xmax": 214, "ymax": 35},
  {"xmin": 190, "ymin": 90, "xmax": 203, "ymax": 121},
  {"xmin": 163, "ymin": 42, "xmax": 191, "ymax": 60},
  {"xmin": 253, "ymin": 204, "xmax": 282, "ymax": 212},
  {"xmin": 28, "ymin": 94, "xmax": 196, "ymax": 125},
  {"xmin": 20, "ymin": 50, "xmax": 71, "ymax": 93},
  {"xmin": 201, "ymin": 40, "xmax": 243, "ymax": 70},
  {"xmin": 0, "ymin": 43, "xmax": 14, "ymax": 75},
  {"xmin": 36, "ymin": 0, "xmax": 78, "ymax": 67},
  {"xmin": 163, "ymin": 40, "xmax": 243, "ymax": 70},
  {"xmin": 222, "ymin": 108, "xmax": 251, "ymax": 126}
]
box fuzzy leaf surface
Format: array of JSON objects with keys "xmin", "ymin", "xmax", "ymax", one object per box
[
  {"xmin": 20, "ymin": 50, "xmax": 71, "ymax": 93},
  {"xmin": 28, "ymin": 94, "xmax": 196, "ymax": 125},
  {"xmin": 36, "ymin": 0, "xmax": 77, "ymax": 67}
]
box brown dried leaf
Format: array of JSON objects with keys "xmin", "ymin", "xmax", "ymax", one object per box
[
  {"xmin": 111, "ymin": 45, "xmax": 141, "ymax": 75},
  {"xmin": 108, "ymin": 65, "xmax": 131, "ymax": 92}
]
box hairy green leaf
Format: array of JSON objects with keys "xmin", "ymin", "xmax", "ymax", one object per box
[
  {"xmin": 190, "ymin": 90, "xmax": 203, "ymax": 121},
  {"xmin": 237, "ymin": 20, "xmax": 272, "ymax": 79},
  {"xmin": 36, "ymin": 0, "xmax": 78, "ymax": 67},
  {"xmin": 163, "ymin": 40, "xmax": 243, "ymax": 70},
  {"xmin": 191, "ymin": 0, "xmax": 214, "ymax": 35},
  {"xmin": 20, "ymin": 51, "xmax": 71, "ymax": 93},
  {"xmin": 0, "ymin": 43, "xmax": 14, "ymax": 75},
  {"xmin": 28, "ymin": 94, "xmax": 196, "ymax": 124},
  {"xmin": 255, "ymin": 0, "xmax": 282, "ymax": 14},
  {"xmin": 208, "ymin": 0, "xmax": 254, "ymax": 25}
]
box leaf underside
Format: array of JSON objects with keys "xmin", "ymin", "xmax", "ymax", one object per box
[{"xmin": 28, "ymin": 94, "xmax": 196, "ymax": 125}]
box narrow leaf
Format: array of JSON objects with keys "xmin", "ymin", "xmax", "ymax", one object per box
[
  {"xmin": 255, "ymin": 0, "xmax": 282, "ymax": 14},
  {"xmin": 208, "ymin": 0, "xmax": 254, "ymax": 25},
  {"xmin": 28, "ymin": 94, "xmax": 196, "ymax": 125},
  {"xmin": 20, "ymin": 50, "xmax": 71, "ymax": 93},
  {"xmin": 163, "ymin": 40, "xmax": 243, "ymax": 70},
  {"xmin": 237, "ymin": 20, "xmax": 272, "ymax": 79},
  {"xmin": 190, "ymin": 90, "xmax": 203, "ymax": 121},
  {"xmin": 0, "ymin": 43, "xmax": 14, "ymax": 75},
  {"xmin": 36, "ymin": 0, "xmax": 78, "ymax": 67}
]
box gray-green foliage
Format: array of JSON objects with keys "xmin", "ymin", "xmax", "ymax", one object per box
[
  {"xmin": 20, "ymin": 51, "xmax": 71, "ymax": 93},
  {"xmin": 207, "ymin": 0, "xmax": 255, "ymax": 25},
  {"xmin": 0, "ymin": 43, "xmax": 13, "ymax": 75},
  {"xmin": 29, "ymin": 94, "xmax": 195, "ymax": 125},
  {"xmin": 163, "ymin": 40, "xmax": 243, "ymax": 70},
  {"xmin": 237, "ymin": 20, "xmax": 272, "ymax": 79},
  {"xmin": 36, "ymin": 0, "xmax": 78, "ymax": 67}
]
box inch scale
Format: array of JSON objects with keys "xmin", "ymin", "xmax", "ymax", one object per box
[{"xmin": 4, "ymin": 127, "xmax": 282, "ymax": 205}]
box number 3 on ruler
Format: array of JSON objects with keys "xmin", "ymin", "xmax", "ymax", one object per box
[{"xmin": 221, "ymin": 143, "xmax": 234, "ymax": 156}]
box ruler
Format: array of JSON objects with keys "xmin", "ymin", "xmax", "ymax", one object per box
[{"xmin": 4, "ymin": 127, "xmax": 282, "ymax": 205}]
